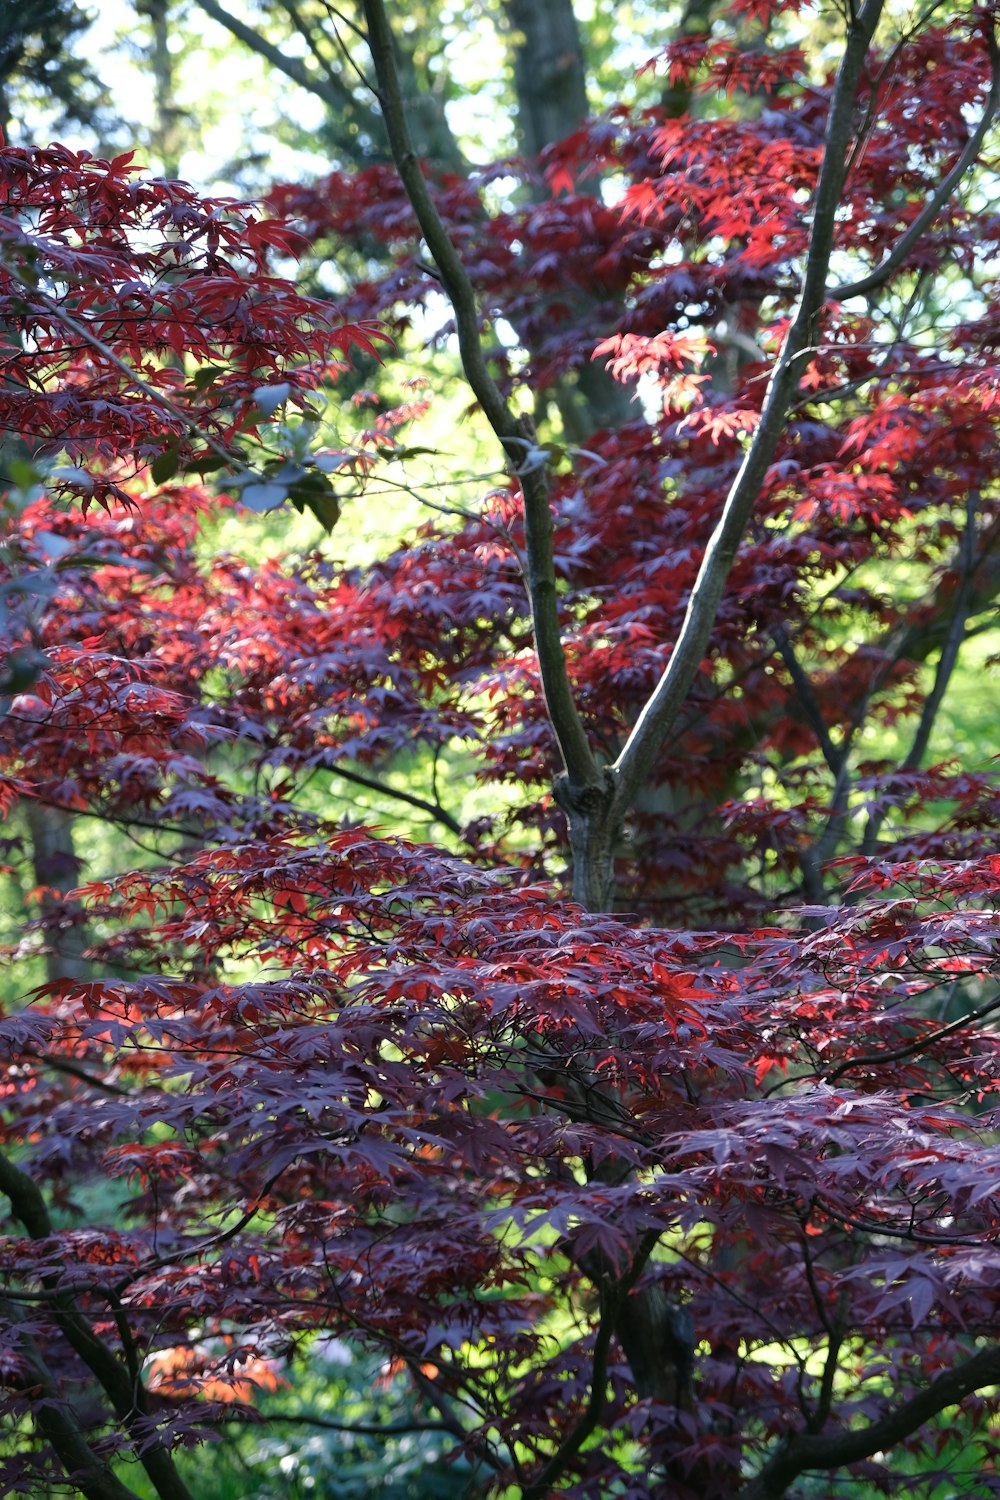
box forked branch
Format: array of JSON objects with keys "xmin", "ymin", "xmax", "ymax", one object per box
[
  {"xmin": 1, "ymin": 1294, "xmax": 142, "ymax": 1500},
  {"xmin": 0, "ymin": 1150, "xmax": 195, "ymax": 1500}
]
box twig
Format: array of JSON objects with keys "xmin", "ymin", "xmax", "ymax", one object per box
[
  {"xmin": 831, "ymin": 23, "xmax": 1000, "ymax": 301},
  {"xmin": 217, "ymin": 1409, "xmax": 452, "ymax": 1435},
  {"xmin": 322, "ymin": 1, "xmax": 382, "ymax": 96}
]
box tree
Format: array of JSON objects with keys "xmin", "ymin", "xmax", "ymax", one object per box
[
  {"xmin": 3, "ymin": 2, "xmax": 1000, "ymax": 1498},
  {"xmin": 0, "ymin": 0, "xmax": 112, "ymax": 144},
  {"xmin": 271, "ymin": 0, "xmax": 1000, "ymax": 916}
]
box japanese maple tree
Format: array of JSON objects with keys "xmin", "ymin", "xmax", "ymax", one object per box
[{"xmin": 3, "ymin": 1, "xmax": 1000, "ymax": 1498}]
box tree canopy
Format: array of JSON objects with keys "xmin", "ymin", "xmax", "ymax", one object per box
[{"xmin": 2, "ymin": 2, "xmax": 1000, "ymax": 1498}]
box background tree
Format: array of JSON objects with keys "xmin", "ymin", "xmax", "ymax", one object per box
[{"xmin": 0, "ymin": 0, "xmax": 112, "ymax": 143}]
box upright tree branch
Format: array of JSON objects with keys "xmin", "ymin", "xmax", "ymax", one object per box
[
  {"xmin": 1, "ymin": 1296, "xmax": 143, "ymax": 1500},
  {"xmin": 862, "ymin": 491, "xmax": 979, "ymax": 855},
  {"xmin": 609, "ymin": 0, "xmax": 886, "ymax": 820},
  {"xmin": 520, "ymin": 1243, "xmax": 653, "ymax": 1500},
  {"xmin": 775, "ymin": 631, "xmax": 845, "ymax": 778},
  {"xmin": 361, "ymin": 0, "xmax": 601, "ymax": 795}
]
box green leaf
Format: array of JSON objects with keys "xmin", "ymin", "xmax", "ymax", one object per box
[
  {"xmin": 7, "ymin": 458, "xmax": 43, "ymax": 490},
  {"xmin": 303, "ymin": 491, "xmax": 341, "ymax": 533},
  {"xmin": 150, "ymin": 447, "xmax": 181, "ymax": 485},
  {"xmin": 286, "ymin": 471, "xmax": 342, "ymax": 533},
  {"xmin": 191, "ymin": 364, "xmax": 226, "ymax": 392},
  {"xmin": 252, "ymin": 381, "xmax": 292, "ymax": 418},
  {"xmin": 185, "ymin": 453, "xmax": 230, "ymax": 475},
  {"xmin": 385, "ymin": 445, "xmax": 441, "ymax": 463}
]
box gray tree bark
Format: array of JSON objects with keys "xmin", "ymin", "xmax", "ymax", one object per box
[
  {"xmin": 501, "ymin": 0, "xmax": 634, "ymax": 436},
  {"xmin": 136, "ymin": 0, "xmax": 184, "ymax": 177},
  {"xmin": 502, "ymin": 0, "xmax": 589, "ymax": 162},
  {"xmin": 24, "ymin": 802, "xmax": 90, "ymax": 985}
]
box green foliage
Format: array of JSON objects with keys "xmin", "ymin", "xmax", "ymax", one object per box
[
  {"xmin": 0, "ymin": 0, "xmax": 112, "ymax": 140},
  {"xmin": 111, "ymin": 1343, "xmax": 476, "ymax": 1500}
]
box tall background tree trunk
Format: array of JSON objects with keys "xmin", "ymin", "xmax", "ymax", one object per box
[
  {"xmin": 23, "ymin": 803, "xmax": 90, "ymax": 984},
  {"xmin": 137, "ymin": 0, "xmax": 184, "ymax": 177}
]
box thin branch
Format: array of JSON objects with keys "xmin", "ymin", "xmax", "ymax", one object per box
[
  {"xmin": 276, "ymin": 0, "xmax": 342, "ymax": 84},
  {"xmin": 30, "ymin": 1052, "xmax": 134, "ymax": 1097},
  {"xmin": 194, "ymin": 0, "xmax": 357, "ymax": 112},
  {"xmin": 862, "ymin": 491, "xmax": 979, "ymax": 855},
  {"xmin": 322, "ymin": 0, "xmax": 373, "ymax": 47},
  {"xmin": 325, "ymin": 759, "xmax": 464, "ymax": 836},
  {"xmin": 406, "ymin": 1360, "xmax": 506, "ymax": 1476},
  {"xmin": 895, "ymin": 492, "xmax": 979, "ymax": 772},
  {"xmin": 19, "ymin": 790, "xmax": 216, "ymax": 842},
  {"xmin": 831, "ymin": 24, "xmax": 1000, "ymax": 301},
  {"xmin": 361, "ymin": 0, "xmax": 600, "ymax": 794},
  {"xmin": 320, "ymin": 1, "xmax": 381, "ymax": 97},
  {"xmin": 840, "ymin": 0, "xmax": 951, "ymax": 184},
  {"xmin": 519, "ymin": 1306, "xmax": 614, "ymax": 1500},
  {"xmin": 799, "ymin": 1233, "xmax": 847, "ymax": 1435},
  {"xmin": 787, "ymin": 483, "xmax": 982, "ymax": 897},
  {"xmin": 218, "ymin": 1409, "xmax": 452, "ymax": 1435},
  {"xmin": 819, "ymin": 1201, "xmax": 990, "ymax": 1247},
  {"xmin": 610, "ymin": 0, "xmax": 886, "ymax": 821},
  {"xmin": 670, "ymin": 1241, "xmax": 792, "ymax": 1347},
  {"xmin": 775, "ymin": 632, "xmax": 845, "ymax": 777},
  {"xmin": 785, "ymin": 268, "xmax": 931, "ymax": 424},
  {"xmin": 822, "ymin": 987, "xmax": 1000, "ymax": 1085},
  {"xmin": 115, "ymin": 1169, "xmax": 285, "ymax": 1289}
]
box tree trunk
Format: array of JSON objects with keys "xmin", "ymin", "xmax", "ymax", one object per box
[
  {"xmin": 502, "ymin": 0, "xmax": 589, "ymax": 161},
  {"xmin": 554, "ymin": 770, "xmax": 617, "ymax": 910},
  {"xmin": 501, "ymin": 0, "xmax": 633, "ymax": 434},
  {"xmin": 25, "ymin": 802, "xmax": 90, "ymax": 984},
  {"xmin": 137, "ymin": 0, "xmax": 184, "ymax": 178}
]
